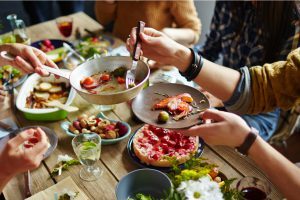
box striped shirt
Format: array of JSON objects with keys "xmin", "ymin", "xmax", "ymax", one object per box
[{"xmin": 199, "ymin": 1, "xmax": 300, "ymax": 70}]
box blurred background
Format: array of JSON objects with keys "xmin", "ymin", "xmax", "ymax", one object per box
[{"xmin": 0, "ymin": 0, "xmax": 215, "ymax": 47}]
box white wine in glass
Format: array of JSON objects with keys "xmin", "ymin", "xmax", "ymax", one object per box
[{"xmin": 72, "ymin": 133, "xmax": 102, "ymax": 181}]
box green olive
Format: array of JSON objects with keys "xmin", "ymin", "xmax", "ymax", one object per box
[{"xmin": 158, "ymin": 111, "xmax": 169, "ymax": 123}]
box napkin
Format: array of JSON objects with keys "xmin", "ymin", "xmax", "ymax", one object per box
[
  {"xmin": 25, "ymin": 177, "xmax": 89, "ymax": 200},
  {"xmin": 0, "ymin": 117, "xmax": 18, "ymax": 138}
]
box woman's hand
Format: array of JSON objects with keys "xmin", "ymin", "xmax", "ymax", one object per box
[
  {"xmin": 179, "ymin": 109, "xmax": 251, "ymax": 148},
  {"xmin": 0, "ymin": 127, "xmax": 48, "ymax": 177},
  {"xmin": 0, "ymin": 43, "xmax": 58, "ymax": 76},
  {"xmin": 126, "ymin": 27, "xmax": 192, "ymax": 71}
]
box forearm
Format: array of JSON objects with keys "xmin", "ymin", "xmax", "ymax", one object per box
[
  {"xmin": 175, "ymin": 47, "xmax": 241, "ymax": 101},
  {"xmin": 248, "ymin": 137, "xmax": 300, "ymax": 200},
  {"xmin": 162, "ymin": 28, "xmax": 198, "ymax": 45},
  {"xmin": 0, "ymin": 172, "xmax": 13, "ymax": 193}
]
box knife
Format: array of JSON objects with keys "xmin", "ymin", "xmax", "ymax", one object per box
[
  {"xmin": 63, "ymin": 42, "xmax": 85, "ymax": 62},
  {"xmin": 0, "ymin": 120, "xmax": 15, "ymax": 132},
  {"xmin": 24, "ymin": 170, "xmax": 32, "ymax": 198}
]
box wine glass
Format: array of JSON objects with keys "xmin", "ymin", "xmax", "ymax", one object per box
[
  {"xmin": 72, "ymin": 133, "xmax": 102, "ymax": 181},
  {"xmin": 56, "ymin": 16, "xmax": 73, "ymax": 38},
  {"xmin": 237, "ymin": 176, "xmax": 271, "ymax": 200}
]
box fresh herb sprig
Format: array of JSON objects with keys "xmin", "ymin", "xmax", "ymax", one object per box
[{"xmin": 50, "ymin": 159, "xmax": 80, "ymax": 177}]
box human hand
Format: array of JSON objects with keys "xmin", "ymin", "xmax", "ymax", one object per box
[
  {"xmin": 0, "ymin": 86, "xmax": 7, "ymax": 102},
  {"xmin": 0, "ymin": 43, "xmax": 58, "ymax": 76},
  {"xmin": 179, "ymin": 109, "xmax": 251, "ymax": 148},
  {"xmin": 126, "ymin": 27, "xmax": 192, "ymax": 70},
  {"xmin": 198, "ymin": 87, "xmax": 224, "ymax": 108},
  {"xmin": 0, "ymin": 127, "xmax": 48, "ymax": 177}
]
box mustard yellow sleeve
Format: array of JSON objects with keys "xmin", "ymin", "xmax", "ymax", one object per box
[
  {"xmin": 249, "ymin": 48, "xmax": 300, "ymax": 113},
  {"xmin": 94, "ymin": 1, "xmax": 117, "ymax": 26},
  {"xmin": 169, "ymin": 0, "xmax": 201, "ymax": 43}
]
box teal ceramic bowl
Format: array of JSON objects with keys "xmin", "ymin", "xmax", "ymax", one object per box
[
  {"xmin": 61, "ymin": 112, "xmax": 131, "ymax": 145},
  {"xmin": 116, "ymin": 168, "xmax": 172, "ymax": 200}
]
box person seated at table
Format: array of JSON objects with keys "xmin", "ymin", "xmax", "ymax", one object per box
[
  {"xmin": 0, "ymin": 43, "xmax": 57, "ymax": 192},
  {"xmin": 126, "ymin": 27, "xmax": 300, "ymax": 200},
  {"xmin": 23, "ymin": 1, "xmax": 84, "ymax": 24},
  {"xmin": 195, "ymin": 1, "xmax": 299, "ymax": 141},
  {"xmin": 94, "ymin": 0, "xmax": 201, "ymax": 46}
]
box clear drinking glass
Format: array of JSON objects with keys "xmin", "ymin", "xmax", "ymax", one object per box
[
  {"xmin": 237, "ymin": 176, "xmax": 271, "ymax": 200},
  {"xmin": 72, "ymin": 133, "xmax": 102, "ymax": 181}
]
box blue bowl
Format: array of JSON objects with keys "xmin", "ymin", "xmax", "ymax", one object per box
[
  {"xmin": 116, "ymin": 168, "xmax": 172, "ymax": 200},
  {"xmin": 61, "ymin": 112, "xmax": 131, "ymax": 145},
  {"xmin": 31, "ymin": 39, "xmax": 73, "ymax": 50}
]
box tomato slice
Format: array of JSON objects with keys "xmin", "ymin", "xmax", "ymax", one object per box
[
  {"xmin": 117, "ymin": 77, "xmax": 125, "ymax": 84},
  {"xmin": 100, "ymin": 74, "xmax": 110, "ymax": 81},
  {"xmin": 82, "ymin": 77, "xmax": 95, "ymax": 85},
  {"xmin": 28, "ymin": 137, "xmax": 39, "ymax": 144}
]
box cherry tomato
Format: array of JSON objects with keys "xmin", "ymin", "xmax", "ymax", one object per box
[
  {"xmin": 117, "ymin": 77, "xmax": 125, "ymax": 84},
  {"xmin": 100, "ymin": 74, "xmax": 110, "ymax": 81},
  {"xmin": 83, "ymin": 77, "xmax": 95, "ymax": 85},
  {"xmin": 43, "ymin": 39, "xmax": 52, "ymax": 47}
]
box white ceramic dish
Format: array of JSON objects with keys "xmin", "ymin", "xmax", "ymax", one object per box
[{"xmin": 16, "ymin": 71, "xmax": 76, "ymax": 121}]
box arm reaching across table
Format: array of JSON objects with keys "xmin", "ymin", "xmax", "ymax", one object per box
[
  {"xmin": 180, "ymin": 109, "xmax": 300, "ymax": 200},
  {"xmin": 0, "ymin": 43, "xmax": 58, "ymax": 76},
  {"xmin": 126, "ymin": 27, "xmax": 300, "ymax": 114}
]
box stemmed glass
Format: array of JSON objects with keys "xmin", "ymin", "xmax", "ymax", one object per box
[
  {"xmin": 237, "ymin": 176, "xmax": 271, "ymax": 200},
  {"xmin": 72, "ymin": 133, "xmax": 102, "ymax": 181},
  {"xmin": 56, "ymin": 16, "xmax": 73, "ymax": 38}
]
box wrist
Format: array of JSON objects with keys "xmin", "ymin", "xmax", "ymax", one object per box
[
  {"xmin": 235, "ymin": 127, "xmax": 258, "ymax": 156},
  {"xmin": 174, "ymin": 45, "xmax": 192, "ymax": 72}
]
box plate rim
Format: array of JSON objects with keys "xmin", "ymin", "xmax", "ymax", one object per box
[
  {"xmin": 132, "ymin": 83, "xmax": 210, "ymax": 129},
  {"xmin": 10, "ymin": 125, "xmax": 58, "ymax": 159}
]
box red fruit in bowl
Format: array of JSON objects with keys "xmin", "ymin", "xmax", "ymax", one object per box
[
  {"xmin": 73, "ymin": 120, "xmax": 81, "ymax": 130},
  {"xmin": 105, "ymin": 124, "xmax": 115, "ymax": 131},
  {"xmin": 49, "ymin": 45, "xmax": 55, "ymax": 50},
  {"xmin": 43, "ymin": 39, "xmax": 52, "ymax": 47},
  {"xmin": 116, "ymin": 122, "xmax": 128, "ymax": 136}
]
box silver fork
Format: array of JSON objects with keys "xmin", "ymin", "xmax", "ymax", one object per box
[{"xmin": 126, "ymin": 21, "xmax": 145, "ymax": 89}]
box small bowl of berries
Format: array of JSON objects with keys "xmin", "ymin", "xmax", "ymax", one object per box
[{"xmin": 61, "ymin": 112, "xmax": 131, "ymax": 145}]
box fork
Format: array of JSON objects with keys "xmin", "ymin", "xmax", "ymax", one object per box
[{"xmin": 126, "ymin": 21, "xmax": 145, "ymax": 89}]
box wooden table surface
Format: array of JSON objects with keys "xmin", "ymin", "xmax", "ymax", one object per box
[{"xmin": 1, "ymin": 12, "xmax": 283, "ymax": 200}]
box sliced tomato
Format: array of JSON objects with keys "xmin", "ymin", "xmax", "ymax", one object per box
[
  {"xmin": 82, "ymin": 83, "xmax": 99, "ymax": 90},
  {"xmin": 82, "ymin": 77, "xmax": 95, "ymax": 85},
  {"xmin": 24, "ymin": 143, "xmax": 34, "ymax": 148},
  {"xmin": 117, "ymin": 77, "xmax": 125, "ymax": 84},
  {"xmin": 100, "ymin": 74, "xmax": 110, "ymax": 81},
  {"xmin": 28, "ymin": 137, "xmax": 39, "ymax": 144}
]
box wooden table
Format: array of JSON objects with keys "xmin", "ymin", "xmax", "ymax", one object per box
[{"xmin": 1, "ymin": 12, "xmax": 283, "ymax": 200}]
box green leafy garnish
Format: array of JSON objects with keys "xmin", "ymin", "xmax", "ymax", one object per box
[
  {"xmin": 50, "ymin": 159, "xmax": 80, "ymax": 177},
  {"xmin": 81, "ymin": 141, "xmax": 97, "ymax": 150}
]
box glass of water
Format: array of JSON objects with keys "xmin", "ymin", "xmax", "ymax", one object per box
[{"xmin": 72, "ymin": 133, "xmax": 102, "ymax": 181}]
